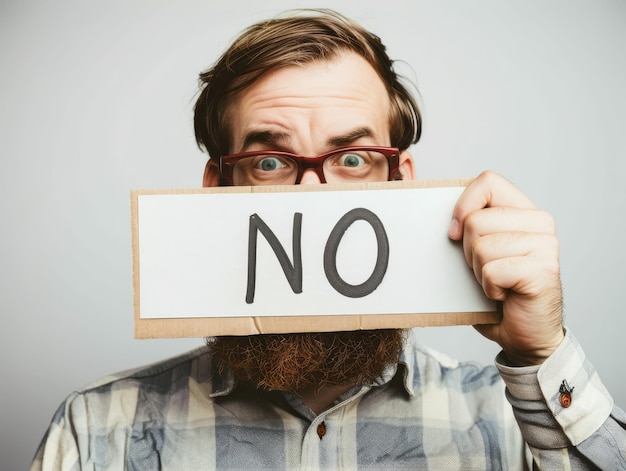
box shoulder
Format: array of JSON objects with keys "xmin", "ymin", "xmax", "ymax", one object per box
[
  {"xmin": 76, "ymin": 345, "xmax": 212, "ymax": 393},
  {"xmin": 401, "ymin": 330, "xmax": 503, "ymax": 394},
  {"xmin": 53, "ymin": 346, "xmax": 215, "ymax": 428},
  {"xmin": 32, "ymin": 347, "xmax": 218, "ymax": 469},
  {"xmin": 400, "ymin": 330, "xmax": 516, "ymax": 435}
]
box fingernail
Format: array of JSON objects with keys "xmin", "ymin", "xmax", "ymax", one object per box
[{"xmin": 448, "ymin": 218, "xmax": 459, "ymax": 239}]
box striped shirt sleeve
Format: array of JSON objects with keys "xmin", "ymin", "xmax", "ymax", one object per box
[{"xmin": 496, "ymin": 330, "xmax": 626, "ymax": 469}]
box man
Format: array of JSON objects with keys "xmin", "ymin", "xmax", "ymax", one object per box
[{"xmin": 31, "ymin": 9, "xmax": 625, "ymax": 470}]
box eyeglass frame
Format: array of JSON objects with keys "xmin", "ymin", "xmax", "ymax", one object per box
[{"xmin": 218, "ymin": 146, "xmax": 401, "ymax": 185}]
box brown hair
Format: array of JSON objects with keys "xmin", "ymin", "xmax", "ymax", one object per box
[{"xmin": 193, "ymin": 9, "xmax": 422, "ymax": 161}]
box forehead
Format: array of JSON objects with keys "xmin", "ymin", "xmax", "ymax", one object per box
[{"xmin": 228, "ymin": 52, "xmax": 391, "ymax": 150}]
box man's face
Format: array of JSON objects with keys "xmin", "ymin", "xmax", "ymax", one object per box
[
  {"xmin": 223, "ymin": 51, "xmax": 414, "ymax": 184},
  {"xmin": 207, "ymin": 52, "xmax": 412, "ymax": 393}
]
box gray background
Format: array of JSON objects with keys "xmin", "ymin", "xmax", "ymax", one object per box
[{"xmin": 2, "ymin": 1, "xmax": 625, "ymax": 468}]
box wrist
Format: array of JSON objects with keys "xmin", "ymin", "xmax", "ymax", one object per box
[{"xmin": 502, "ymin": 330, "xmax": 565, "ymax": 367}]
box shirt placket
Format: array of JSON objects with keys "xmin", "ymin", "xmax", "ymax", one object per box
[{"xmin": 299, "ymin": 385, "xmax": 371, "ymax": 470}]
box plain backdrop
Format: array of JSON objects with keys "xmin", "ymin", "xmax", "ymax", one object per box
[{"xmin": 1, "ymin": 1, "xmax": 625, "ymax": 468}]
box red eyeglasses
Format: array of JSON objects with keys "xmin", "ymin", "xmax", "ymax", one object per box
[{"xmin": 219, "ymin": 146, "xmax": 401, "ymax": 186}]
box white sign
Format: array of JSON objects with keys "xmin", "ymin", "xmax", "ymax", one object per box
[{"xmin": 134, "ymin": 184, "xmax": 493, "ymax": 321}]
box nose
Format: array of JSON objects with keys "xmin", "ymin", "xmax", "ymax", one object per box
[{"xmin": 299, "ymin": 169, "xmax": 323, "ymax": 185}]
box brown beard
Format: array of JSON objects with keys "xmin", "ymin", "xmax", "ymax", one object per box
[{"xmin": 207, "ymin": 329, "xmax": 405, "ymax": 393}]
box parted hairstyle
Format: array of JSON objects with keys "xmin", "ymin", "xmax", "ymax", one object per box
[{"xmin": 193, "ymin": 9, "xmax": 422, "ymax": 161}]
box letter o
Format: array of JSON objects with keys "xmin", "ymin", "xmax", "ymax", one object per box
[{"xmin": 323, "ymin": 208, "xmax": 389, "ymax": 298}]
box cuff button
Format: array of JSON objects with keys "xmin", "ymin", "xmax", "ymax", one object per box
[{"xmin": 559, "ymin": 379, "xmax": 574, "ymax": 408}]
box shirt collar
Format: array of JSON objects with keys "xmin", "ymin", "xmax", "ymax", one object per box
[
  {"xmin": 397, "ymin": 328, "xmax": 418, "ymax": 397},
  {"xmin": 209, "ymin": 358, "xmax": 236, "ymax": 398}
]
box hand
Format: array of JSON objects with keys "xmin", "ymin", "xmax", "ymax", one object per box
[{"xmin": 448, "ymin": 171, "xmax": 565, "ymax": 366}]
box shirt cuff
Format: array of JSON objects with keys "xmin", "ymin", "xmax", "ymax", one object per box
[{"xmin": 496, "ymin": 329, "xmax": 614, "ymax": 446}]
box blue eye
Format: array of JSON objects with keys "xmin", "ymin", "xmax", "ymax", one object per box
[
  {"xmin": 339, "ymin": 153, "xmax": 366, "ymax": 167},
  {"xmin": 256, "ymin": 157, "xmax": 286, "ymax": 171}
]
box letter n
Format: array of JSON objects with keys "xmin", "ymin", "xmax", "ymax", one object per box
[{"xmin": 246, "ymin": 213, "xmax": 303, "ymax": 304}]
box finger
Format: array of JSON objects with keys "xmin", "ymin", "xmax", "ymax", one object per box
[
  {"xmin": 479, "ymin": 253, "xmax": 560, "ymax": 301},
  {"xmin": 471, "ymin": 232, "xmax": 559, "ymax": 287},
  {"xmin": 462, "ymin": 208, "xmax": 556, "ymax": 266},
  {"xmin": 449, "ymin": 171, "xmax": 536, "ymax": 240},
  {"xmin": 473, "ymin": 322, "xmax": 501, "ymax": 346}
]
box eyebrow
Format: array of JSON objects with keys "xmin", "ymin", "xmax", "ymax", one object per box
[
  {"xmin": 327, "ymin": 127, "xmax": 376, "ymax": 148},
  {"xmin": 240, "ymin": 130, "xmax": 291, "ymax": 151}
]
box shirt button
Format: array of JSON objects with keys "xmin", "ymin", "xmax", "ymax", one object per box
[{"xmin": 317, "ymin": 422, "xmax": 326, "ymax": 439}]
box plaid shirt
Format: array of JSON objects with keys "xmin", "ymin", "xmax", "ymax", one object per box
[{"xmin": 31, "ymin": 330, "xmax": 625, "ymax": 470}]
